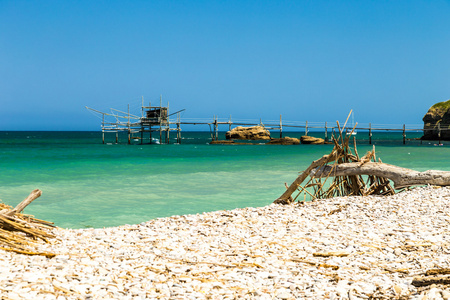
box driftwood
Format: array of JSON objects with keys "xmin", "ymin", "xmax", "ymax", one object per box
[
  {"xmin": 0, "ymin": 189, "xmax": 56, "ymax": 257},
  {"xmin": 3, "ymin": 189, "xmax": 42, "ymax": 217},
  {"xmin": 412, "ymin": 275, "xmax": 450, "ymax": 287},
  {"xmin": 275, "ymin": 151, "xmax": 339, "ymax": 204},
  {"xmin": 274, "ymin": 115, "xmax": 450, "ymax": 204},
  {"xmin": 311, "ymin": 162, "xmax": 450, "ymax": 189},
  {"xmin": 410, "ymin": 268, "xmax": 450, "ymax": 288},
  {"xmin": 425, "ymin": 268, "xmax": 450, "ymax": 276},
  {"xmin": 313, "ymin": 251, "xmax": 350, "ymax": 257}
]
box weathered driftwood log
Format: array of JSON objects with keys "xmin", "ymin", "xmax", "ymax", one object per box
[
  {"xmin": 3, "ymin": 189, "xmax": 42, "ymax": 217},
  {"xmin": 425, "ymin": 268, "xmax": 450, "ymax": 276},
  {"xmin": 274, "ymin": 150, "xmax": 340, "ymax": 204},
  {"xmin": 0, "ymin": 189, "xmax": 56, "ymax": 257},
  {"xmin": 275, "ymin": 114, "xmax": 449, "ymax": 205},
  {"xmin": 311, "ymin": 162, "xmax": 450, "ymax": 189}
]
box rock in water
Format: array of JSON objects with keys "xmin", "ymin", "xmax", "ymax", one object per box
[
  {"xmin": 268, "ymin": 137, "xmax": 300, "ymax": 145},
  {"xmin": 225, "ymin": 126, "xmax": 270, "ymax": 140},
  {"xmin": 300, "ymin": 135, "xmax": 326, "ymax": 144},
  {"xmin": 422, "ymin": 99, "xmax": 450, "ymax": 140}
]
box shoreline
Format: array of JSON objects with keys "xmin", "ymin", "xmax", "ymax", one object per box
[{"xmin": 1, "ymin": 186, "xmax": 450, "ymax": 299}]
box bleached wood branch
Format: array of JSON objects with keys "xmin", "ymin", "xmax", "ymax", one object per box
[
  {"xmin": 2, "ymin": 189, "xmax": 42, "ymax": 217},
  {"xmin": 274, "ymin": 151, "xmax": 340, "ymax": 204},
  {"xmin": 311, "ymin": 162, "xmax": 450, "ymax": 189}
]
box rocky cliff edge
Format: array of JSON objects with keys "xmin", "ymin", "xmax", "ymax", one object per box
[{"xmin": 422, "ymin": 99, "xmax": 450, "ymax": 140}]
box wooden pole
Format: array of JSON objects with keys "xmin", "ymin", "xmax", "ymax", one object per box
[
  {"xmin": 158, "ymin": 99, "xmax": 162, "ymax": 144},
  {"xmin": 229, "ymin": 115, "xmax": 232, "ymax": 131},
  {"xmin": 102, "ymin": 114, "xmax": 105, "ymax": 144},
  {"xmin": 4, "ymin": 189, "xmax": 42, "ymax": 217},
  {"xmin": 305, "ymin": 121, "xmax": 308, "ymax": 136},
  {"xmin": 127, "ymin": 104, "xmax": 131, "ymax": 145},
  {"xmin": 167, "ymin": 102, "xmax": 170, "ymax": 144},
  {"xmin": 177, "ymin": 113, "xmax": 181, "ymax": 144},
  {"xmin": 280, "ymin": 115, "xmax": 283, "ymax": 138},
  {"xmin": 324, "ymin": 122, "xmax": 328, "ymax": 141},
  {"xmin": 212, "ymin": 116, "xmax": 215, "ymax": 141},
  {"xmin": 369, "ymin": 123, "xmax": 372, "ymax": 144},
  {"xmin": 403, "ymin": 124, "xmax": 406, "ymax": 145},
  {"xmin": 438, "ymin": 123, "xmax": 441, "ymax": 144},
  {"xmin": 150, "ymin": 125, "xmax": 152, "ymax": 143},
  {"xmin": 214, "ymin": 116, "xmax": 218, "ymax": 141},
  {"xmin": 141, "ymin": 96, "xmax": 144, "ymax": 145}
]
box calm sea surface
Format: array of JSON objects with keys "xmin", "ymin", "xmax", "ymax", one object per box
[{"xmin": 0, "ymin": 131, "xmax": 449, "ymax": 229}]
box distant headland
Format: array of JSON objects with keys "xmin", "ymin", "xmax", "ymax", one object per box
[{"xmin": 422, "ymin": 99, "xmax": 450, "ymax": 141}]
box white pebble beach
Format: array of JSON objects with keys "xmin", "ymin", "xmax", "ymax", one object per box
[{"xmin": 1, "ymin": 186, "xmax": 450, "ymax": 299}]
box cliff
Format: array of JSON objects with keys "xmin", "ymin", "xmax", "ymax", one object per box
[{"xmin": 422, "ymin": 99, "xmax": 450, "ymax": 140}]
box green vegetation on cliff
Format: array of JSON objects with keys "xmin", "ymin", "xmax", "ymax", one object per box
[
  {"xmin": 422, "ymin": 99, "xmax": 450, "ymax": 140},
  {"xmin": 430, "ymin": 99, "xmax": 450, "ymax": 112}
]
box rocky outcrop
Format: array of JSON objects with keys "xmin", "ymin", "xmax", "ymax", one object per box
[
  {"xmin": 225, "ymin": 126, "xmax": 270, "ymax": 140},
  {"xmin": 422, "ymin": 100, "xmax": 450, "ymax": 140},
  {"xmin": 300, "ymin": 136, "xmax": 326, "ymax": 145},
  {"xmin": 267, "ymin": 137, "xmax": 300, "ymax": 145},
  {"xmin": 210, "ymin": 140, "xmax": 237, "ymax": 144}
]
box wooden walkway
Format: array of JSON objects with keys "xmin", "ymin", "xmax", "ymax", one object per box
[{"xmin": 179, "ymin": 116, "xmax": 433, "ymax": 145}]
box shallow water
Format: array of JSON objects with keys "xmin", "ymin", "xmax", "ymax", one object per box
[{"xmin": 0, "ymin": 131, "xmax": 449, "ymax": 228}]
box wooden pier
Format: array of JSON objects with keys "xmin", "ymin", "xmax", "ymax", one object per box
[
  {"xmin": 86, "ymin": 97, "xmax": 184, "ymax": 145},
  {"xmin": 87, "ymin": 99, "xmax": 448, "ymax": 145}
]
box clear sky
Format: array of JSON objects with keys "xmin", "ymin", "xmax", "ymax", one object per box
[{"xmin": 1, "ymin": 0, "xmax": 449, "ymax": 130}]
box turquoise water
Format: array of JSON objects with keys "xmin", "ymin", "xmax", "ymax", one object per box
[{"xmin": 0, "ymin": 131, "xmax": 449, "ymax": 229}]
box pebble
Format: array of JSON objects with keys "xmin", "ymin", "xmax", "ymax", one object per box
[{"xmin": 0, "ymin": 186, "xmax": 450, "ymax": 299}]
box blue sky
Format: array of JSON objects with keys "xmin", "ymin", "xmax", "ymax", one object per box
[{"xmin": 1, "ymin": 0, "xmax": 449, "ymax": 130}]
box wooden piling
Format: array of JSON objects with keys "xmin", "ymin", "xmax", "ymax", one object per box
[
  {"xmin": 177, "ymin": 113, "xmax": 181, "ymax": 144},
  {"xmin": 305, "ymin": 121, "xmax": 308, "ymax": 136},
  {"xmin": 214, "ymin": 116, "xmax": 219, "ymax": 141},
  {"xmin": 280, "ymin": 115, "xmax": 283, "ymax": 138},
  {"xmin": 102, "ymin": 114, "xmax": 105, "ymax": 144},
  {"xmin": 403, "ymin": 124, "xmax": 406, "ymax": 145},
  {"xmin": 149, "ymin": 125, "xmax": 152, "ymax": 143},
  {"xmin": 127, "ymin": 104, "xmax": 131, "ymax": 144},
  {"xmin": 438, "ymin": 123, "xmax": 441, "ymax": 144},
  {"xmin": 369, "ymin": 123, "xmax": 372, "ymax": 144}
]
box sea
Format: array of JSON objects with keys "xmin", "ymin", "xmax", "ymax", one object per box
[{"xmin": 0, "ymin": 130, "xmax": 449, "ymax": 229}]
